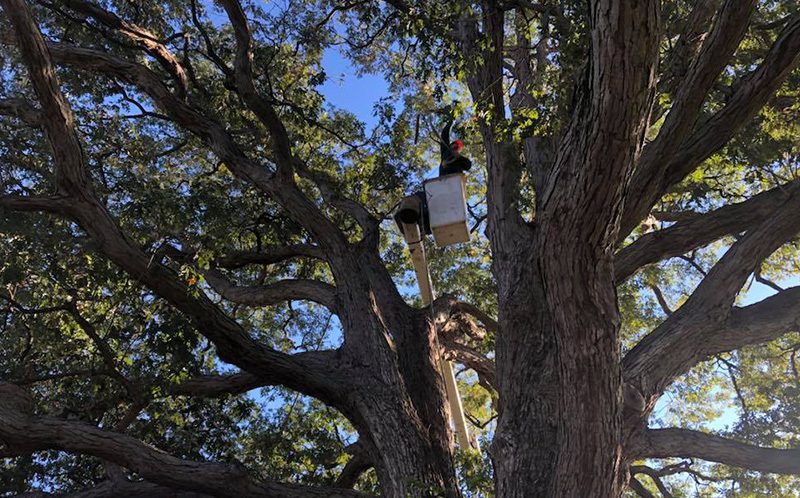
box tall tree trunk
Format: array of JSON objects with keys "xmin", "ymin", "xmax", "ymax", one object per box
[
  {"xmin": 491, "ymin": 242, "xmax": 624, "ymax": 497},
  {"xmin": 486, "ymin": 0, "xmax": 658, "ymax": 491},
  {"xmin": 341, "ymin": 286, "xmax": 460, "ymax": 497},
  {"xmin": 354, "ymin": 380, "xmax": 458, "ymax": 498}
]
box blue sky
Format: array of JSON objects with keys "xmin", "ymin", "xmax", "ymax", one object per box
[
  {"xmin": 319, "ymin": 48, "xmax": 389, "ymax": 126},
  {"xmin": 740, "ymin": 275, "xmax": 800, "ymax": 305}
]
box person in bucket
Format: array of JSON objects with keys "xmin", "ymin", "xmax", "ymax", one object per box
[
  {"xmin": 439, "ymin": 117, "xmax": 472, "ymax": 176},
  {"xmin": 394, "ymin": 114, "xmax": 472, "ymax": 237}
]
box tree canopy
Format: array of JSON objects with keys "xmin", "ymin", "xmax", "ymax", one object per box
[{"xmin": 1, "ymin": 0, "xmax": 799, "ymax": 497}]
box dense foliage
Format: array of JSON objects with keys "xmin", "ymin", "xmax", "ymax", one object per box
[{"xmin": 1, "ymin": 0, "xmax": 799, "ymax": 496}]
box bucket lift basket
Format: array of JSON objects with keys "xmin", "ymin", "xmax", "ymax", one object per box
[{"xmin": 423, "ymin": 173, "xmax": 470, "ymax": 248}]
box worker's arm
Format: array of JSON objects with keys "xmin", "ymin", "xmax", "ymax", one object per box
[{"xmin": 440, "ymin": 118, "xmax": 455, "ymax": 162}]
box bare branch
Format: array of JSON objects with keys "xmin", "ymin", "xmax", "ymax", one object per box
[
  {"xmin": 628, "ymin": 476, "xmax": 657, "ymax": 498},
  {"xmin": 59, "ymin": 0, "xmax": 189, "ymax": 99},
  {"xmin": 649, "ymin": 284, "xmax": 673, "ymax": 316},
  {"xmin": 615, "ymin": 180, "xmax": 800, "ymax": 283},
  {"xmin": 717, "ymin": 355, "xmax": 751, "ymax": 423},
  {"xmin": 754, "ymin": 268, "xmax": 784, "ymax": 292},
  {"xmin": 64, "ymin": 305, "xmax": 141, "ymax": 402},
  {"xmin": 639, "ymin": 428, "xmax": 800, "ymax": 475},
  {"xmin": 631, "ymin": 465, "xmax": 675, "ymax": 498},
  {"xmin": 622, "ymin": 13, "xmax": 800, "ymax": 237},
  {"xmin": 203, "ymin": 269, "xmax": 338, "ymax": 311}
]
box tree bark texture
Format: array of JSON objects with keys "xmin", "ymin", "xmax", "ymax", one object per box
[
  {"xmin": 490, "ymin": 1, "xmax": 660, "ymax": 496},
  {"xmin": 3, "ymin": 0, "xmax": 800, "ymax": 496}
]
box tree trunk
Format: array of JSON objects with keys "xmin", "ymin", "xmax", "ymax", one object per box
[
  {"xmin": 339, "ymin": 279, "xmax": 460, "ymax": 497},
  {"xmin": 491, "ymin": 245, "xmax": 624, "ymax": 497}
]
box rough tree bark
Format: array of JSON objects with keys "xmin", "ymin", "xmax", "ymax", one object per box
[
  {"xmin": 482, "ymin": 1, "xmax": 660, "ymax": 496},
  {"xmin": 2, "ymin": 0, "xmax": 800, "ymax": 497}
]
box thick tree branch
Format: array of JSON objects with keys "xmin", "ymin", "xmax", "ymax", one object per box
[
  {"xmin": 56, "ymin": 478, "xmax": 213, "ymax": 497},
  {"xmin": 642, "ymin": 0, "xmax": 756, "ymax": 165},
  {"xmin": 1, "ymin": 0, "xmax": 90, "ymax": 195},
  {"xmin": 665, "ymin": 190, "xmax": 800, "ymax": 316},
  {"xmin": 293, "ymin": 163, "xmax": 379, "ymax": 235},
  {"xmin": 508, "ymin": 6, "xmax": 556, "ymax": 189},
  {"xmin": 622, "ymin": 13, "xmax": 800, "ymax": 237},
  {"xmin": 203, "ymin": 269, "xmax": 338, "ymax": 311},
  {"xmin": 706, "ymin": 285, "xmax": 800, "ymax": 357},
  {"xmin": 640, "ymin": 428, "xmax": 800, "ymax": 475},
  {"xmin": 446, "ymin": 299, "xmax": 498, "ymax": 334},
  {"xmin": 169, "ymin": 372, "xmax": 263, "ymax": 397},
  {"xmin": 440, "ymin": 340, "xmax": 497, "ymax": 392},
  {"xmin": 658, "ymin": 0, "xmax": 722, "ymax": 95},
  {"xmin": 469, "ymin": 6, "xmax": 530, "ymax": 260},
  {"xmin": 58, "ymin": 0, "xmax": 189, "ymax": 99},
  {"xmin": 623, "ymin": 286, "xmax": 800, "ymax": 414},
  {"xmin": 0, "ymin": 383, "xmax": 371, "ymax": 498},
  {"xmin": 168, "ymin": 352, "xmax": 348, "ymax": 398},
  {"xmin": 216, "ymin": 0, "xmax": 377, "ymax": 233},
  {"xmin": 537, "ymin": 0, "xmax": 659, "ymax": 254},
  {"xmin": 334, "ymin": 441, "xmax": 373, "ymax": 489},
  {"xmin": 434, "ymin": 296, "xmax": 497, "ymax": 391},
  {"xmin": 0, "ymin": 194, "xmax": 70, "ymax": 212},
  {"xmin": 217, "ymin": 0, "xmax": 295, "ymax": 180},
  {"xmin": 615, "ymin": 179, "xmax": 800, "ymax": 283},
  {"xmin": 38, "ymin": 41, "xmax": 346, "ymax": 251},
  {"xmin": 624, "ymin": 189, "xmax": 800, "ymax": 402}
]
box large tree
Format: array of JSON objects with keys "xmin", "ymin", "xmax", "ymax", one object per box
[{"xmin": 1, "ymin": 0, "xmax": 799, "ymax": 496}]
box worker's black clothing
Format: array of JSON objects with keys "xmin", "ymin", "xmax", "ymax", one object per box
[
  {"xmin": 439, "ymin": 120, "xmax": 472, "ymax": 176},
  {"xmin": 440, "ymin": 156, "xmax": 472, "ymax": 176}
]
